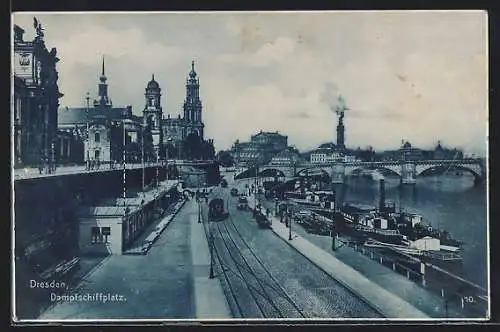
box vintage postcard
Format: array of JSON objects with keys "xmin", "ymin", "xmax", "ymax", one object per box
[{"xmin": 11, "ymin": 11, "xmax": 489, "ymax": 322}]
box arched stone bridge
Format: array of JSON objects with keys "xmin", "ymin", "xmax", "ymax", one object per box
[{"xmin": 234, "ymin": 159, "xmax": 485, "ymax": 185}]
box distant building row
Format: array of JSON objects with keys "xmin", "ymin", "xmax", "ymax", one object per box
[{"xmin": 229, "ymin": 131, "xmax": 464, "ymax": 167}]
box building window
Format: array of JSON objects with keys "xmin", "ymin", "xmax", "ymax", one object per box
[
  {"xmin": 101, "ymin": 227, "xmax": 111, "ymax": 243},
  {"xmin": 91, "ymin": 226, "xmax": 111, "ymax": 244},
  {"xmin": 91, "ymin": 227, "xmax": 101, "ymax": 244},
  {"xmin": 95, "ymin": 150, "xmax": 100, "ymax": 160},
  {"xmin": 95, "ymin": 132, "xmax": 100, "ymax": 143}
]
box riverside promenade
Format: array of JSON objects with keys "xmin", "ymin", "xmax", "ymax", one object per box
[
  {"xmin": 248, "ymin": 195, "xmax": 430, "ymax": 319},
  {"xmin": 38, "ymin": 199, "xmax": 230, "ymax": 320}
]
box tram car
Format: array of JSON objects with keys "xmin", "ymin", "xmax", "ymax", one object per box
[
  {"xmin": 254, "ymin": 210, "xmax": 271, "ymax": 229},
  {"xmin": 208, "ymin": 198, "xmax": 229, "ymax": 222},
  {"xmin": 237, "ymin": 196, "xmax": 248, "ymax": 210}
]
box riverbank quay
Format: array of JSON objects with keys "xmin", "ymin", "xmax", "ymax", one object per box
[
  {"xmin": 259, "ymin": 194, "xmax": 487, "ymax": 319},
  {"xmin": 249, "ymin": 194, "xmax": 433, "ymax": 319}
]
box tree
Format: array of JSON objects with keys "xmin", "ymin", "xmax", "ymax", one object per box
[
  {"xmin": 165, "ymin": 143, "xmax": 177, "ymax": 159},
  {"xmin": 217, "ymin": 150, "xmax": 234, "ymax": 167},
  {"xmin": 183, "ymin": 132, "xmax": 202, "ymax": 160}
]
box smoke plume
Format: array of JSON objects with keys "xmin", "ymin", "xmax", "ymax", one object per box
[{"xmin": 320, "ymin": 82, "xmax": 341, "ymax": 112}]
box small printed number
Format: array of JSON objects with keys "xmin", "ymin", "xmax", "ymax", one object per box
[{"xmin": 463, "ymin": 296, "xmax": 475, "ymax": 303}]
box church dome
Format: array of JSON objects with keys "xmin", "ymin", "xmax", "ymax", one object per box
[{"xmin": 146, "ymin": 74, "xmax": 160, "ymax": 90}]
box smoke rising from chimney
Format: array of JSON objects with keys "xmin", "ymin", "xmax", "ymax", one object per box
[{"xmin": 320, "ymin": 82, "xmax": 342, "ymax": 112}]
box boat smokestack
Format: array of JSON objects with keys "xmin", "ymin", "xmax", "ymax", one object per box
[{"xmin": 379, "ymin": 178, "xmax": 385, "ymax": 211}]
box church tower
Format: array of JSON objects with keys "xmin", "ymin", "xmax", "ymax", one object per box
[
  {"xmin": 94, "ymin": 56, "xmax": 112, "ymax": 108},
  {"xmin": 183, "ymin": 60, "xmax": 204, "ymax": 138},
  {"xmin": 143, "ymin": 74, "xmax": 163, "ymax": 159}
]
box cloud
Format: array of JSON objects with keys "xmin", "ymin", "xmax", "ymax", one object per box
[
  {"xmin": 288, "ymin": 111, "xmax": 312, "ymax": 119},
  {"xmin": 12, "ymin": 12, "xmax": 487, "ymax": 156},
  {"xmin": 52, "ymin": 25, "xmax": 184, "ymax": 106},
  {"xmin": 319, "ymin": 82, "xmax": 341, "ymax": 112},
  {"xmin": 218, "ymin": 36, "xmax": 295, "ymax": 68}
]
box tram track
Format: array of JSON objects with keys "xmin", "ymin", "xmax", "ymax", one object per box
[
  {"xmin": 204, "ymin": 187, "xmax": 306, "ymax": 318},
  {"xmin": 205, "ymin": 183, "xmax": 381, "ymax": 318},
  {"xmin": 214, "ymin": 222, "xmax": 283, "ymax": 318},
  {"xmin": 223, "ymin": 214, "xmax": 308, "ymax": 318}
]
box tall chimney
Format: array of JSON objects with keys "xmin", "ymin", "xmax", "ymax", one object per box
[{"xmin": 379, "ymin": 178, "xmax": 385, "ymax": 212}]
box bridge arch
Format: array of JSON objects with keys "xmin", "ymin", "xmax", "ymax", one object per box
[
  {"xmin": 258, "ymin": 168, "xmax": 286, "ymax": 178},
  {"xmin": 234, "ymin": 168, "xmax": 256, "ymax": 180},
  {"xmin": 296, "ymin": 167, "xmax": 331, "ymax": 179},
  {"xmin": 416, "ymin": 164, "xmax": 483, "ymax": 183},
  {"xmin": 234, "ymin": 167, "xmax": 288, "ymax": 180},
  {"xmin": 345, "ymin": 165, "xmax": 402, "ymax": 178}
]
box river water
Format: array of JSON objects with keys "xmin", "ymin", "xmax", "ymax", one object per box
[{"xmin": 331, "ymin": 174, "xmax": 488, "ymax": 289}]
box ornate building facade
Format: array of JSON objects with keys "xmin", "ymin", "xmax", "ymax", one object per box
[
  {"xmin": 230, "ymin": 131, "xmax": 288, "ymax": 166},
  {"xmin": 58, "ymin": 59, "xmax": 213, "ymax": 163},
  {"xmin": 58, "ymin": 57, "xmax": 138, "ymax": 164},
  {"xmin": 13, "ymin": 18, "xmax": 63, "ymax": 167},
  {"xmin": 162, "ymin": 61, "xmax": 206, "ymax": 157}
]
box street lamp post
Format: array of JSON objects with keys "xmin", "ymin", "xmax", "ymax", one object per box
[
  {"xmin": 288, "ymin": 208, "xmax": 292, "ymax": 241},
  {"xmin": 198, "ymin": 195, "xmax": 201, "ymax": 224},
  {"xmin": 141, "ymin": 124, "xmax": 145, "ymax": 196},
  {"xmin": 331, "ymin": 225, "xmax": 336, "ymax": 251},
  {"xmin": 284, "ymin": 204, "xmax": 289, "ymax": 228},
  {"xmin": 156, "ymin": 146, "xmax": 159, "ymax": 190},
  {"xmin": 166, "ymin": 137, "xmax": 173, "ymax": 181},
  {"xmin": 255, "ymin": 163, "xmax": 260, "ymax": 211},
  {"xmin": 85, "ymin": 92, "xmax": 90, "ymax": 171},
  {"xmin": 51, "ymin": 141, "xmax": 55, "ymax": 173},
  {"xmin": 274, "ymin": 198, "xmax": 279, "ymax": 217},
  {"xmin": 209, "ymin": 219, "xmax": 215, "ymax": 279},
  {"xmin": 122, "ymin": 120, "xmax": 126, "ymax": 201}
]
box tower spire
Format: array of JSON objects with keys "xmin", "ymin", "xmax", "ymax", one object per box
[
  {"xmin": 96, "ymin": 56, "xmax": 111, "ymax": 107},
  {"xmin": 100, "ymin": 55, "xmax": 107, "ymax": 83}
]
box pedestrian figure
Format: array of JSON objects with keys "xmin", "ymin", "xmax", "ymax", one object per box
[
  {"xmin": 44, "ymin": 157, "xmax": 49, "ymax": 174},
  {"xmin": 38, "ymin": 157, "xmax": 44, "ymax": 174}
]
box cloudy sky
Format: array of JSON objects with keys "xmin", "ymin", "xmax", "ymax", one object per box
[{"xmin": 12, "ymin": 11, "xmax": 487, "ymax": 156}]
